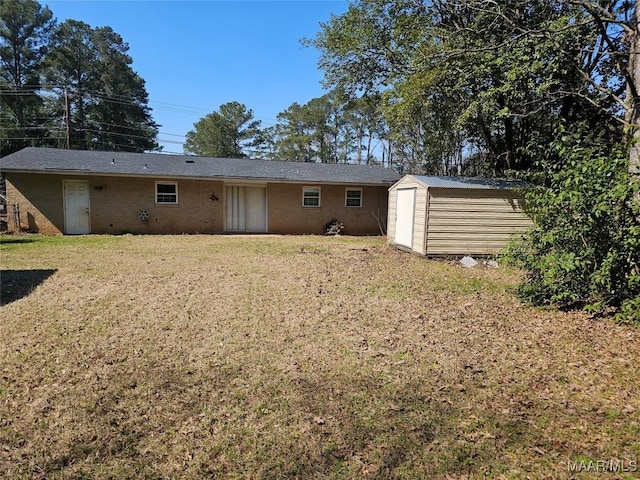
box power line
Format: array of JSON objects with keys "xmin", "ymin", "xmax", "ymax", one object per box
[
  {"xmin": 158, "ymin": 131, "xmax": 186, "ymax": 138},
  {"xmin": 2, "ymin": 85, "xmax": 281, "ymax": 149},
  {"xmin": 80, "ymin": 128, "xmax": 185, "ymax": 145},
  {"xmin": 0, "ymin": 91, "xmax": 44, "ymax": 96},
  {"xmin": 0, "ymin": 84, "xmax": 65, "ymax": 89},
  {"xmin": 89, "ymin": 94, "xmax": 146, "ymax": 108},
  {"xmin": 2, "ymin": 136, "xmax": 65, "ymax": 141},
  {"xmin": 0, "ymin": 126, "xmax": 65, "ymax": 131},
  {"xmin": 3, "ymin": 117, "xmax": 187, "ymax": 140},
  {"xmin": 156, "ymin": 149, "xmax": 185, "ymax": 155},
  {"xmin": 90, "ymin": 141, "xmax": 160, "ymax": 151},
  {"xmin": 2, "ymin": 123, "xmax": 187, "ymax": 146},
  {"xmin": 2, "ymin": 116, "xmax": 65, "ymax": 121},
  {"xmin": 83, "ymin": 119, "xmax": 185, "ymax": 138},
  {"xmin": 80, "ymin": 128, "xmax": 155, "ymax": 141},
  {"xmin": 3, "ymin": 85, "xmax": 281, "ymax": 121},
  {"xmin": 3, "ymin": 86, "xmax": 278, "ymax": 122}
]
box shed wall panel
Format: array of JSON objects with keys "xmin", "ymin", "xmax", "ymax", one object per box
[
  {"xmin": 426, "ymin": 188, "xmax": 532, "ymax": 255},
  {"xmin": 413, "ymin": 189, "xmax": 428, "ymax": 254},
  {"xmin": 387, "ymin": 190, "xmax": 397, "ymax": 241}
]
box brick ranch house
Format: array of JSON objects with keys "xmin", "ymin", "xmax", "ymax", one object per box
[{"xmin": 0, "ymin": 147, "xmax": 399, "ymax": 235}]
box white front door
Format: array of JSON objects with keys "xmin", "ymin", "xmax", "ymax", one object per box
[
  {"xmin": 225, "ymin": 185, "xmax": 267, "ymax": 232},
  {"xmin": 395, "ymin": 188, "xmax": 415, "ymax": 248},
  {"xmin": 64, "ymin": 180, "xmax": 90, "ymax": 234}
]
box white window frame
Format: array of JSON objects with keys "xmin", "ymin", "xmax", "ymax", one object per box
[
  {"xmin": 345, "ymin": 188, "xmax": 363, "ymax": 208},
  {"xmin": 155, "ymin": 181, "xmax": 178, "ymax": 205},
  {"xmin": 302, "ymin": 186, "xmax": 321, "ymax": 208}
]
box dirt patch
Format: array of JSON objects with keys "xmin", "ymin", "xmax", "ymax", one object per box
[{"xmin": 1, "ymin": 235, "xmax": 639, "ymax": 479}]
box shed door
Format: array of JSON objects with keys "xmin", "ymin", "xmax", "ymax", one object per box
[
  {"xmin": 64, "ymin": 180, "xmax": 90, "ymax": 234},
  {"xmin": 225, "ymin": 185, "xmax": 267, "ymax": 232},
  {"xmin": 395, "ymin": 188, "xmax": 415, "ymax": 248}
]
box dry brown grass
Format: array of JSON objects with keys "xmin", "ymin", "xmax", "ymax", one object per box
[{"xmin": 1, "ymin": 234, "xmax": 639, "ymax": 479}]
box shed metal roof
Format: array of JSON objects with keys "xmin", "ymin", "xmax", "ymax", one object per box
[
  {"xmin": 399, "ymin": 175, "xmax": 529, "ymax": 190},
  {"xmin": 0, "ymin": 147, "xmax": 400, "ymax": 186}
]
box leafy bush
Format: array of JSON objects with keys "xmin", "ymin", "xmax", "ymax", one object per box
[{"xmin": 506, "ymin": 144, "xmax": 640, "ymax": 323}]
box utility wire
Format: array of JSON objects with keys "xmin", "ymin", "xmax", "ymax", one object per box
[
  {"xmin": 80, "ymin": 128, "xmax": 184, "ymax": 145},
  {"xmin": 2, "ymin": 85, "xmax": 280, "ymax": 148},
  {"xmin": 3, "ymin": 86, "xmax": 279, "ymax": 122},
  {"xmin": 3, "ymin": 136, "xmax": 65, "ymax": 141},
  {"xmin": 0, "ymin": 126, "xmax": 65, "ymax": 131},
  {"xmin": 81, "ymin": 119, "xmax": 186, "ymax": 138}
]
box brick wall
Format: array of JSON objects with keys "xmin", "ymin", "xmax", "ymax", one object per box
[
  {"xmin": 5, "ymin": 173, "xmax": 224, "ymax": 234},
  {"xmin": 89, "ymin": 177, "xmax": 224, "ymax": 234},
  {"xmin": 5, "ymin": 173, "xmax": 389, "ymax": 235},
  {"xmin": 5, "ymin": 173, "xmax": 64, "ymax": 234},
  {"xmin": 267, "ymin": 183, "xmax": 389, "ymax": 235}
]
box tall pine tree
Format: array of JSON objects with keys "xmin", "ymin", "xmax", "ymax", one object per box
[
  {"xmin": 45, "ymin": 20, "xmax": 158, "ymax": 152},
  {"xmin": 184, "ymin": 102, "xmax": 261, "ymax": 158},
  {"xmin": 1, "ymin": 1, "xmax": 158, "ymax": 154},
  {"xmin": 0, "ymin": 0, "xmax": 56, "ymax": 155}
]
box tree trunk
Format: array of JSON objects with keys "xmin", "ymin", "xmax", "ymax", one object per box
[{"xmin": 631, "ymin": 0, "xmax": 640, "ymax": 177}]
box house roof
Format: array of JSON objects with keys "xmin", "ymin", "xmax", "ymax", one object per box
[
  {"xmin": 0, "ymin": 147, "xmax": 400, "ymax": 186},
  {"xmin": 394, "ymin": 174, "xmax": 529, "ymax": 190}
]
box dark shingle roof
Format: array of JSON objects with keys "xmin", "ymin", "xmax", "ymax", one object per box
[{"xmin": 0, "ymin": 147, "xmax": 400, "ymax": 186}]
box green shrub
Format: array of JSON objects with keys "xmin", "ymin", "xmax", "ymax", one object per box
[{"xmin": 506, "ymin": 144, "xmax": 640, "ymax": 323}]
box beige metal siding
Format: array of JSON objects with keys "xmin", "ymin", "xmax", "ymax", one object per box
[
  {"xmin": 387, "ymin": 177, "xmax": 428, "ymax": 254},
  {"xmin": 413, "ymin": 188, "xmax": 428, "ymax": 254},
  {"xmin": 387, "ymin": 186, "xmax": 397, "ymax": 241},
  {"xmin": 426, "ymin": 188, "xmax": 532, "ymax": 255}
]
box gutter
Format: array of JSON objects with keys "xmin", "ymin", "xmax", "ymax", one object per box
[{"xmin": 0, "ymin": 168, "xmax": 397, "ymax": 187}]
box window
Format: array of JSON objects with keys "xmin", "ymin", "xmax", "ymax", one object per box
[
  {"xmin": 303, "ymin": 187, "xmax": 321, "ymax": 207},
  {"xmin": 345, "ymin": 188, "xmax": 362, "ymax": 208},
  {"xmin": 156, "ymin": 182, "xmax": 178, "ymax": 204}
]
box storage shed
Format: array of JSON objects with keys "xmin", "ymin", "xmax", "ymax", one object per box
[{"xmin": 387, "ymin": 175, "xmax": 532, "ymax": 256}]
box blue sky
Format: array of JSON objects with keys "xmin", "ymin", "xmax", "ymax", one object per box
[{"xmin": 45, "ymin": 0, "xmax": 349, "ymax": 153}]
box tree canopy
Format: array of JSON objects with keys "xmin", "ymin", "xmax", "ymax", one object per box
[
  {"xmin": 45, "ymin": 20, "xmax": 158, "ymax": 151},
  {"xmin": 254, "ymin": 91, "xmax": 391, "ymax": 166},
  {"xmin": 1, "ymin": 0, "xmax": 158, "ymax": 155},
  {"xmin": 308, "ymin": 0, "xmax": 630, "ymax": 175},
  {"xmin": 0, "ymin": 0, "xmax": 55, "ymax": 155},
  {"xmin": 184, "ymin": 101, "xmax": 261, "ymax": 158}
]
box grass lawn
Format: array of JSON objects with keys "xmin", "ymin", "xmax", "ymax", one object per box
[{"xmin": 1, "ymin": 234, "xmax": 639, "ymax": 479}]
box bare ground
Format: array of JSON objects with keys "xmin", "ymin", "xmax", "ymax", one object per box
[{"xmin": 0, "ymin": 234, "xmax": 639, "ymax": 479}]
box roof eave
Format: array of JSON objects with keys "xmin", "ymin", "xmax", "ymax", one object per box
[{"xmin": 0, "ymin": 168, "xmax": 395, "ymax": 186}]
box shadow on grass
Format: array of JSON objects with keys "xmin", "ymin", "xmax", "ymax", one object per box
[
  {"xmin": 0, "ymin": 238, "xmax": 35, "ymax": 245},
  {"xmin": 1, "ymin": 269, "xmax": 57, "ymax": 306}
]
